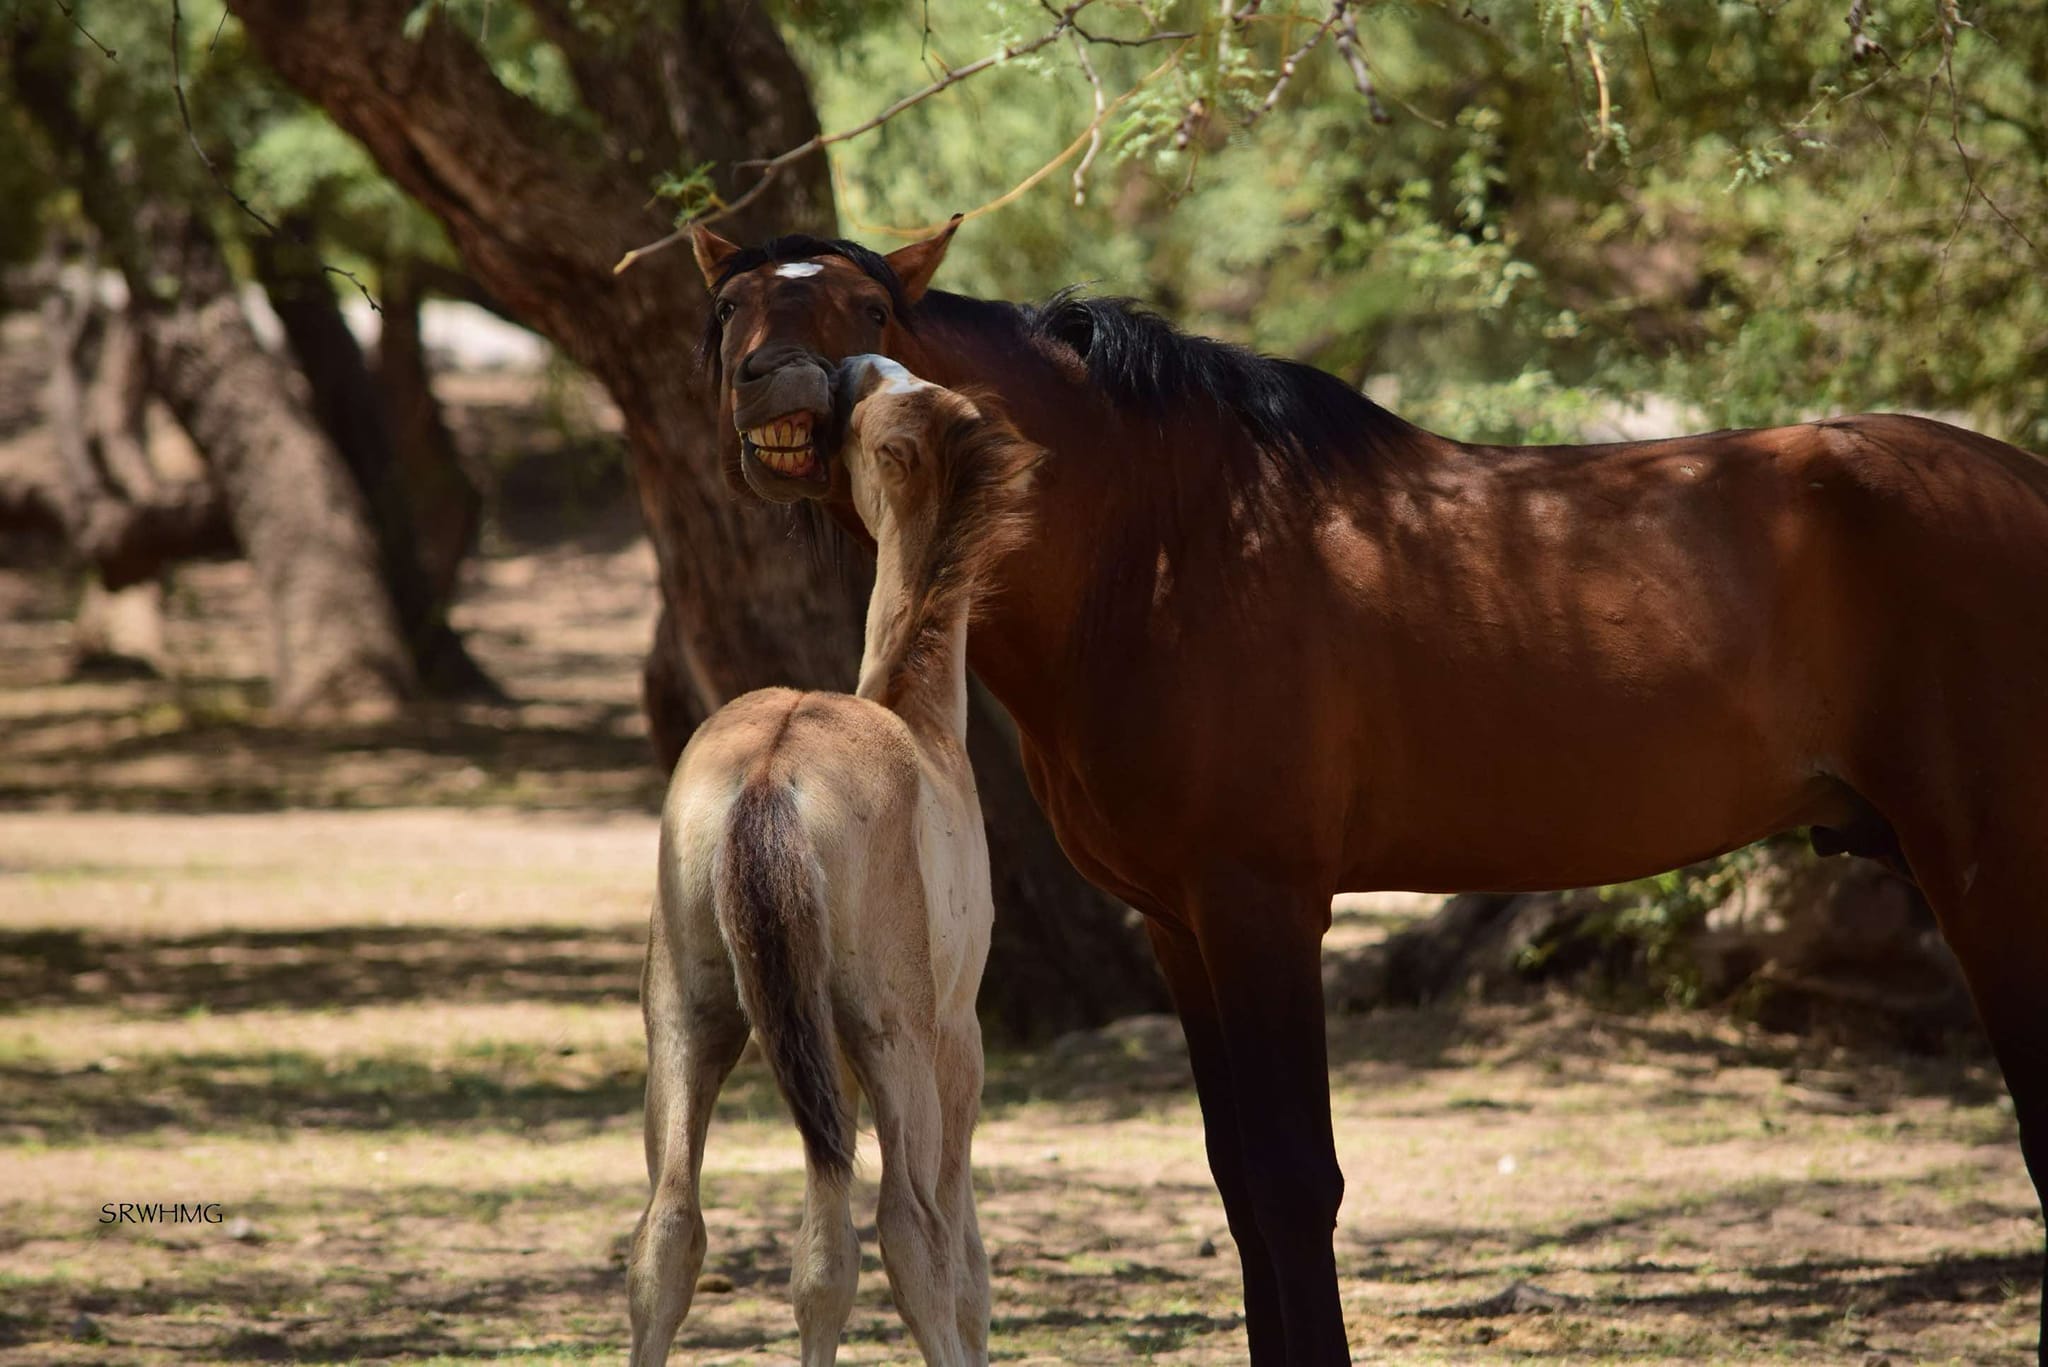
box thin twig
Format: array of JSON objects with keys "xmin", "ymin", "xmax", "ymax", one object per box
[
  {"xmin": 1845, "ymin": 0, "xmax": 1887, "ymax": 63},
  {"xmin": 1933, "ymin": 0, "xmax": 2041, "ymax": 260},
  {"xmin": 1634, "ymin": 17, "xmax": 1661, "ymax": 104},
  {"xmin": 616, "ymin": 0, "xmax": 1190, "ymax": 273},
  {"xmin": 53, "ymin": 0, "xmax": 116, "ymax": 60},
  {"xmin": 832, "ymin": 39, "xmax": 1193, "ymax": 239},
  {"xmin": 1069, "ymin": 30, "xmax": 1105, "ymax": 206},
  {"xmin": 169, "ymin": 0, "xmax": 381, "ymax": 312},
  {"xmin": 1247, "ymin": 8, "xmax": 1338, "ymax": 128},
  {"xmin": 170, "ymin": 0, "xmax": 280, "ymax": 237},
  {"xmin": 1578, "ymin": 2, "xmax": 1610, "ymax": 168},
  {"xmin": 1332, "ymin": 0, "xmax": 1388, "ymax": 124}
]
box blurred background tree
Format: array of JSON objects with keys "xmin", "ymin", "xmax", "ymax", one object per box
[{"xmin": 0, "ymin": 0, "xmax": 2039, "ymax": 1035}]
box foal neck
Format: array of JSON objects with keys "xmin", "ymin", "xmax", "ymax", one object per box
[
  {"xmin": 851, "ymin": 493, "xmax": 970, "ymax": 741},
  {"xmin": 855, "ymin": 536, "xmax": 971, "ymax": 744}
]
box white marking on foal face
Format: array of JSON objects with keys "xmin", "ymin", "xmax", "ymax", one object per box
[
  {"xmin": 774, "ymin": 261, "xmax": 825, "ymax": 279},
  {"xmin": 848, "ymin": 354, "xmax": 931, "ymax": 397}
]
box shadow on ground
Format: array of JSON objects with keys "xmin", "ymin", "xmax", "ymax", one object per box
[
  {"xmin": 0, "ymin": 925, "xmax": 645, "ymax": 1016},
  {"xmin": 1, "ymin": 1160, "xmax": 2033, "ymax": 1363}
]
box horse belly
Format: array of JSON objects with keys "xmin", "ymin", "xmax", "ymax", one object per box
[
  {"xmin": 1331, "ymin": 467, "xmax": 1860, "ymax": 891},
  {"xmin": 1345, "ymin": 675, "xmax": 1837, "ymax": 893}
]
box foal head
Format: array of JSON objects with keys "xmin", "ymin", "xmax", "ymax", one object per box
[
  {"xmin": 834, "ymin": 355, "xmax": 1040, "ymax": 578},
  {"xmin": 692, "ymin": 220, "xmax": 960, "ymax": 501}
]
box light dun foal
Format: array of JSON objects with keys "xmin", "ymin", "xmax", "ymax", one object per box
[{"xmin": 629, "ymin": 356, "xmax": 1039, "ymax": 1366}]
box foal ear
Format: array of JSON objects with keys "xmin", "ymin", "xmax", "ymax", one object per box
[
  {"xmin": 884, "ymin": 214, "xmax": 962, "ymax": 303},
  {"xmin": 691, "ymin": 223, "xmax": 742, "ymax": 291},
  {"xmin": 871, "ymin": 436, "xmax": 921, "ymax": 488}
]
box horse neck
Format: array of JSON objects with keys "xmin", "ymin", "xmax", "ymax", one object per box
[{"xmin": 853, "ymin": 504, "xmax": 972, "ymax": 746}]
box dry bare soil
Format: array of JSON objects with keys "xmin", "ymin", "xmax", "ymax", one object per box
[{"xmin": 1, "ymin": 491, "xmax": 2040, "ymax": 1364}]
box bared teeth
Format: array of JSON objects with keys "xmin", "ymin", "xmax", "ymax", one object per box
[{"xmin": 742, "ymin": 412, "xmax": 817, "ymax": 475}]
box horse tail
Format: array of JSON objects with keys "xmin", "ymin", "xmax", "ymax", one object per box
[{"xmin": 712, "ymin": 779, "xmax": 853, "ymax": 1184}]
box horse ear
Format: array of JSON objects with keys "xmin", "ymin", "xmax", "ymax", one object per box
[
  {"xmin": 884, "ymin": 214, "xmax": 962, "ymax": 303},
  {"xmin": 691, "ymin": 224, "xmax": 742, "ymax": 290}
]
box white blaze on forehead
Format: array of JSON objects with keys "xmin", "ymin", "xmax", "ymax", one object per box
[{"xmin": 774, "ymin": 261, "xmax": 826, "ymax": 279}]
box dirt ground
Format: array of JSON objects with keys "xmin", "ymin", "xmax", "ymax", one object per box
[{"xmin": 1, "ymin": 448, "xmax": 2041, "ymax": 1364}]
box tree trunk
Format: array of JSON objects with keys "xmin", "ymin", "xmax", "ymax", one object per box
[
  {"xmin": 375, "ymin": 261, "xmax": 481, "ymax": 614},
  {"xmin": 250, "ymin": 226, "xmax": 496, "ymax": 698},
  {"xmin": 134, "ymin": 204, "xmax": 416, "ymax": 718},
  {"xmin": 7, "ymin": 22, "xmax": 415, "ymax": 720},
  {"xmin": 71, "ymin": 580, "xmax": 169, "ymax": 678},
  {"xmin": 229, "ymin": 0, "xmax": 1163, "ymax": 1034},
  {"xmin": 1, "ymin": 272, "xmax": 238, "ymax": 591}
]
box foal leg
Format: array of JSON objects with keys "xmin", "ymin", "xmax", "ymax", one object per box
[
  {"xmin": 861, "ymin": 1034, "xmax": 970, "ymax": 1366},
  {"xmin": 935, "ymin": 1011, "xmax": 990, "ymax": 1362},
  {"xmin": 791, "ymin": 1060, "xmax": 862, "ymax": 1367},
  {"xmin": 1186, "ymin": 870, "xmax": 1349, "ymax": 1366},
  {"xmin": 1145, "ymin": 918, "xmax": 1289, "ymax": 1364},
  {"xmin": 628, "ymin": 914, "xmax": 751, "ymax": 1367}
]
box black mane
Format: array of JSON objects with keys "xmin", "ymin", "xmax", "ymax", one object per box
[{"xmin": 1012, "ymin": 290, "xmax": 1398, "ymax": 477}]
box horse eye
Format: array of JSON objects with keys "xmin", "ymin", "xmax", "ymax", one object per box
[
  {"xmin": 715, "ymin": 300, "xmax": 736, "ymax": 324},
  {"xmin": 866, "ymin": 305, "xmax": 888, "ymax": 327}
]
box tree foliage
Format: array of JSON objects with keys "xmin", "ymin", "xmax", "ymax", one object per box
[{"xmin": 767, "ymin": 0, "xmax": 2045, "ymax": 449}]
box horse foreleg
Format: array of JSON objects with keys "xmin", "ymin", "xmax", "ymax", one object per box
[
  {"xmin": 628, "ymin": 914, "xmax": 750, "ymax": 1367},
  {"xmin": 1184, "ymin": 873, "xmax": 1350, "ymax": 1366},
  {"xmin": 1145, "ymin": 917, "xmax": 1291, "ymax": 1363}
]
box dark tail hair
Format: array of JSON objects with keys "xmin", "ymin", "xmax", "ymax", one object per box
[{"xmin": 713, "ymin": 781, "xmax": 853, "ymax": 1183}]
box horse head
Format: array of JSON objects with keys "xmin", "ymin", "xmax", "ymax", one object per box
[{"xmin": 692, "ymin": 218, "xmax": 960, "ymax": 503}]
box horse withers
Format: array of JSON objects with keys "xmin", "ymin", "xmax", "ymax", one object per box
[
  {"xmin": 629, "ymin": 354, "xmax": 1041, "ymax": 1366},
  {"xmin": 691, "ymin": 219, "xmax": 2048, "ymax": 1365}
]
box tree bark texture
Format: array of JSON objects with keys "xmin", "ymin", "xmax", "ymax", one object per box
[
  {"xmin": 228, "ymin": 0, "xmax": 1164, "ymax": 1033},
  {"xmin": 0, "ymin": 275, "xmax": 237, "ymax": 591},
  {"xmin": 375, "ymin": 261, "xmax": 481, "ymax": 614}
]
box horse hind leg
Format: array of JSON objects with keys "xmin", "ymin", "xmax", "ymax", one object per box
[
  {"xmin": 934, "ymin": 1012, "xmax": 990, "ymax": 1362},
  {"xmin": 791, "ymin": 1058, "xmax": 862, "ymax": 1367},
  {"xmin": 1959, "ymin": 961, "xmax": 2048, "ymax": 1365},
  {"xmin": 1914, "ymin": 848, "xmax": 2048, "ymax": 1364},
  {"xmin": 857, "ymin": 1033, "xmax": 971, "ymax": 1365},
  {"xmin": 628, "ymin": 912, "xmax": 751, "ymax": 1367}
]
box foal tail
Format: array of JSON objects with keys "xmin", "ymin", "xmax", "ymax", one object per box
[{"xmin": 712, "ymin": 780, "xmax": 853, "ymax": 1184}]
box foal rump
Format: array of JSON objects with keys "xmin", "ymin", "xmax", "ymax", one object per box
[{"xmin": 713, "ymin": 780, "xmax": 853, "ymax": 1182}]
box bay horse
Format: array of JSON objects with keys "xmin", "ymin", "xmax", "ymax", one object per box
[
  {"xmin": 689, "ymin": 219, "xmax": 2048, "ymax": 1364},
  {"xmin": 630, "ymin": 354, "xmax": 1042, "ymax": 1366}
]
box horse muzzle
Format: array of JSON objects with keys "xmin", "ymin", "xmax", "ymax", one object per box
[{"xmin": 732, "ymin": 345, "xmax": 837, "ymax": 502}]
